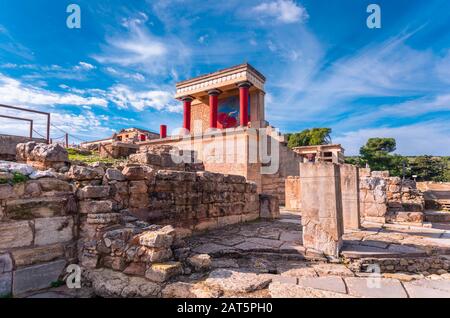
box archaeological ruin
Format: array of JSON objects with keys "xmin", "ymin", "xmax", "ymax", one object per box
[{"xmin": 1, "ymin": 64, "xmax": 450, "ymax": 298}]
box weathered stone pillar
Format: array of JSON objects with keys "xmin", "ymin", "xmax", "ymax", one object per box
[
  {"xmin": 340, "ymin": 164, "xmax": 361, "ymax": 230},
  {"xmin": 300, "ymin": 162, "xmax": 344, "ymax": 257}
]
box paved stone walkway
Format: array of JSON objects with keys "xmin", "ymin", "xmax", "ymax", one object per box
[
  {"xmin": 24, "ymin": 211, "xmax": 450, "ymax": 298},
  {"xmin": 186, "ymin": 210, "xmax": 450, "ymax": 260}
]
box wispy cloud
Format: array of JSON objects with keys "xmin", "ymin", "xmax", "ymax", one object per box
[
  {"xmin": 0, "ymin": 73, "xmax": 107, "ymax": 107},
  {"xmin": 251, "ymin": 0, "xmax": 309, "ymax": 24},
  {"xmin": 93, "ymin": 14, "xmax": 189, "ymax": 76},
  {"xmin": 107, "ymin": 84, "xmax": 181, "ymax": 112}
]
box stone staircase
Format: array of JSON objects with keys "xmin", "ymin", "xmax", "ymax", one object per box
[{"xmin": 425, "ymin": 210, "xmax": 450, "ymax": 223}]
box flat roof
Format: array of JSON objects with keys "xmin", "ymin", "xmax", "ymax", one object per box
[{"xmin": 176, "ymin": 63, "xmax": 266, "ymax": 87}]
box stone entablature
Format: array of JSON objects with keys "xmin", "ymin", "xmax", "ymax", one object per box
[{"xmin": 175, "ymin": 63, "xmax": 265, "ymax": 98}]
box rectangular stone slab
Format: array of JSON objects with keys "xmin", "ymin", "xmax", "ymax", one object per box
[
  {"xmin": 340, "ymin": 164, "xmax": 361, "ymax": 230},
  {"xmin": 12, "ymin": 260, "xmax": 66, "ymax": 296},
  {"xmin": 299, "ymin": 162, "xmax": 344, "ymax": 257}
]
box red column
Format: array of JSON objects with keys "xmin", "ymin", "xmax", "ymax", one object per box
[
  {"xmin": 160, "ymin": 125, "xmax": 167, "ymax": 138},
  {"xmin": 238, "ymin": 82, "xmax": 251, "ymax": 127},
  {"xmin": 182, "ymin": 97, "xmax": 192, "ymax": 132},
  {"xmin": 208, "ymin": 89, "xmax": 221, "ymax": 129}
]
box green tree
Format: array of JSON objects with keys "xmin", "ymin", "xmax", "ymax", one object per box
[
  {"xmin": 410, "ymin": 156, "xmax": 448, "ymax": 181},
  {"xmin": 359, "ymin": 138, "xmax": 403, "ymax": 176},
  {"xmin": 287, "ymin": 128, "xmax": 332, "ymax": 148}
]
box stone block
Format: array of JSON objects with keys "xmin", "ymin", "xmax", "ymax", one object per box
[
  {"xmin": 79, "ymin": 199, "xmax": 114, "ymax": 214},
  {"xmin": 285, "ymin": 177, "xmax": 301, "ymax": 211},
  {"xmin": 0, "ymin": 184, "xmax": 14, "ymax": 200},
  {"xmin": 139, "ymin": 230, "xmax": 174, "ymax": 248},
  {"xmin": 122, "ymin": 166, "xmax": 152, "ymax": 181},
  {"xmin": 38, "ymin": 178, "xmax": 72, "ymax": 192},
  {"xmin": 0, "ymin": 221, "xmax": 33, "ymax": 250},
  {"xmin": 259, "ymin": 194, "xmax": 279, "ymax": 219},
  {"xmin": 345, "ymin": 277, "xmax": 407, "ymax": 298},
  {"xmin": 68, "ymin": 165, "xmax": 104, "ymax": 181},
  {"xmin": 0, "ymin": 272, "xmax": 12, "ymax": 296},
  {"xmin": 217, "ymin": 215, "xmax": 242, "ymax": 227},
  {"xmin": 105, "ymin": 168, "xmax": 125, "ymax": 181},
  {"xmin": 129, "ymin": 181, "xmax": 147, "ymax": 194},
  {"xmin": 77, "ymin": 185, "xmax": 110, "ymax": 199},
  {"xmin": 12, "ymin": 259, "xmax": 66, "ymax": 295},
  {"xmin": 145, "ymin": 262, "xmax": 182, "ymax": 283},
  {"xmin": 340, "ymin": 164, "xmax": 361, "ymax": 230},
  {"xmin": 86, "ymin": 213, "xmax": 120, "ymax": 225},
  {"xmin": 187, "ymin": 254, "xmax": 212, "ymax": 271},
  {"xmin": 300, "ymin": 163, "xmax": 344, "ymax": 257},
  {"xmin": 34, "ymin": 216, "xmax": 74, "ymax": 246},
  {"xmin": 0, "ymin": 253, "xmax": 13, "ymax": 273},
  {"xmin": 11, "ymin": 243, "xmax": 64, "ymax": 267},
  {"xmin": 5, "ymin": 197, "xmax": 74, "ymax": 219}
]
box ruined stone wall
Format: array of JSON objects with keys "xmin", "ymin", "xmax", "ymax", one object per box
[
  {"xmin": 0, "ymin": 154, "xmax": 263, "ymax": 296},
  {"xmin": 0, "ymin": 135, "xmax": 47, "ymax": 161},
  {"xmin": 260, "ymin": 140, "xmax": 302, "ymax": 205},
  {"xmin": 0, "ymin": 177, "xmax": 77, "ymax": 297},
  {"xmin": 99, "ymin": 142, "xmax": 139, "ymax": 159},
  {"xmin": 360, "ymin": 171, "xmax": 425, "ymax": 224},
  {"xmin": 417, "ymin": 182, "xmax": 450, "ymax": 211}
]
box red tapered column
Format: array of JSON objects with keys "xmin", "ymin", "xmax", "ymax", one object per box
[
  {"xmin": 208, "ymin": 89, "xmax": 221, "ymax": 129},
  {"xmin": 160, "ymin": 125, "xmax": 167, "ymax": 138},
  {"xmin": 238, "ymin": 82, "xmax": 252, "ymax": 127},
  {"xmin": 182, "ymin": 97, "xmax": 193, "ymax": 132}
]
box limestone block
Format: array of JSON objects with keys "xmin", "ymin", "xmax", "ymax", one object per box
[
  {"xmin": 68, "ymin": 165, "xmax": 104, "ymax": 180},
  {"xmin": 5, "ymin": 196, "xmax": 74, "ymax": 219},
  {"xmin": 122, "ymin": 166, "xmax": 153, "ymax": 181},
  {"xmin": 285, "ymin": 177, "xmax": 301, "ymax": 211},
  {"xmin": 12, "ymin": 259, "xmax": 66, "ymax": 295},
  {"xmin": 79, "ymin": 199, "xmax": 114, "ymax": 214},
  {"xmin": 34, "ymin": 216, "xmax": 74, "ymax": 246},
  {"xmin": 0, "ymin": 272, "xmax": 12, "ymax": 296},
  {"xmin": 77, "ymin": 185, "xmax": 110, "ymax": 199},
  {"xmin": 139, "ymin": 229, "xmax": 174, "ymax": 248},
  {"xmin": 129, "ymin": 181, "xmax": 147, "ymax": 194},
  {"xmin": 105, "ymin": 168, "xmax": 125, "ymax": 181},
  {"xmin": 38, "ymin": 178, "xmax": 72, "ymax": 192},
  {"xmin": 0, "ymin": 184, "xmax": 14, "ymax": 200},
  {"xmin": 0, "ymin": 221, "xmax": 33, "ymax": 250},
  {"xmin": 0, "ymin": 253, "xmax": 13, "ymax": 273},
  {"xmin": 340, "ymin": 164, "xmax": 361, "ymax": 230},
  {"xmin": 259, "ymin": 194, "xmax": 279, "ymax": 219},
  {"xmin": 371, "ymin": 171, "xmax": 390, "ymax": 178},
  {"xmin": 24, "ymin": 181, "xmax": 42, "ymax": 196},
  {"xmin": 11, "ymin": 243, "xmax": 64, "ymax": 267},
  {"xmin": 187, "ymin": 254, "xmax": 212, "ymax": 271},
  {"xmin": 145, "ymin": 262, "xmax": 182, "ymax": 283},
  {"xmin": 141, "ymin": 247, "xmax": 173, "ymax": 263},
  {"xmin": 87, "ymin": 213, "xmax": 121, "ymax": 225},
  {"xmin": 300, "ymin": 163, "xmax": 344, "ymax": 257}
]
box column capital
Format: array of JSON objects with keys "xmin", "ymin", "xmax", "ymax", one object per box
[
  {"xmin": 207, "ymin": 88, "xmax": 222, "ymax": 96},
  {"xmin": 180, "ymin": 95, "xmax": 194, "ymax": 102},
  {"xmin": 237, "ymin": 81, "xmax": 252, "ymax": 89}
]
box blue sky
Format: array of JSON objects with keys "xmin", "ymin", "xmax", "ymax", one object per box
[{"xmin": 0, "ymin": 0, "xmax": 449, "ymax": 155}]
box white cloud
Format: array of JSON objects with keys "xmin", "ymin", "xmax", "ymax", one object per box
[
  {"xmin": 252, "ymin": 0, "xmax": 308, "ymax": 24},
  {"xmin": 74, "ymin": 62, "xmax": 96, "ymax": 71},
  {"xmin": 105, "ymin": 67, "xmax": 145, "ymax": 82},
  {"xmin": 334, "ymin": 122, "xmax": 450, "ymax": 156},
  {"xmin": 0, "ymin": 73, "xmax": 108, "ymax": 107},
  {"xmin": 107, "ymin": 84, "xmax": 181, "ymax": 112},
  {"xmin": 93, "ymin": 20, "xmax": 188, "ymax": 75}
]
